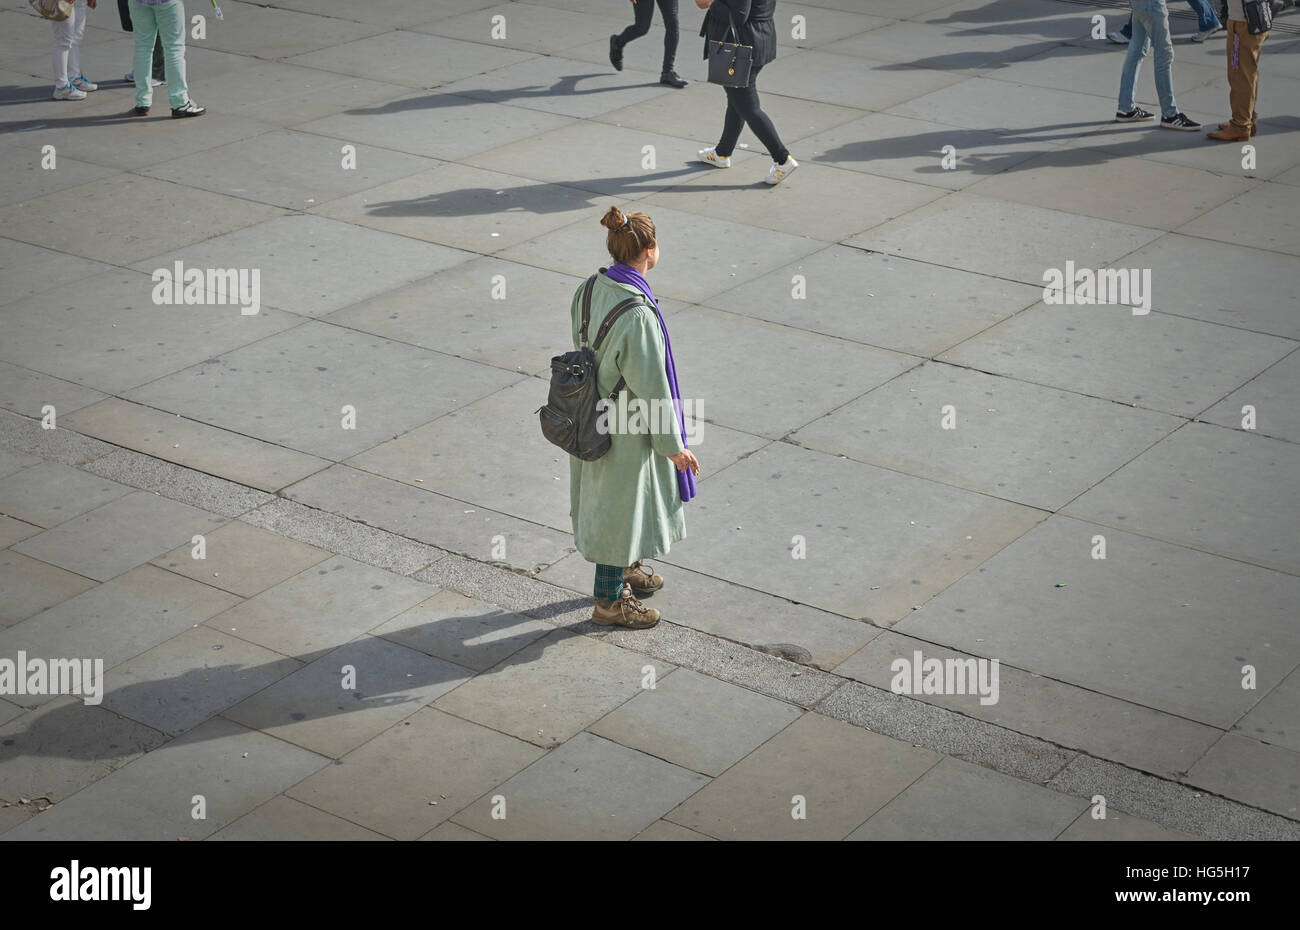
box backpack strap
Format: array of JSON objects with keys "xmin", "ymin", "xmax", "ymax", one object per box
[
  {"xmin": 578, "ymin": 275, "xmax": 598, "ymax": 347},
  {"xmin": 593, "ymin": 296, "xmax": 649, "ymax": 401}
]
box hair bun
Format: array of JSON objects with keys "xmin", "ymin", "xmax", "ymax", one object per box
[{"xmin": 601, "ymin": 206, "xmax": 624, "ymax": 232}]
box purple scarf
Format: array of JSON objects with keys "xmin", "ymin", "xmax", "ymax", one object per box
[{"xmin": 602, "ymin": 264, "xmax": 697, "ymax": 504}]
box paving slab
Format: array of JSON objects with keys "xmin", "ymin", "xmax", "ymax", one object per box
[
  {"xmin": 142, "ymin": 128, "xmax": 440, "ymax": 210},
  {"xmin": 1065, "ymin": 423, "xmax": 1300, "ymax": 574},
  {"xmin": 1199, "ymin": 350, "xmax": 1300, "ymax": 445},
  {"xmin": 298, "ymin": 92, "xmax": 573, "ymax": 161},
  {"xmin": 499, "ymin": 202, "xmax": 826, "ymax": 304},
  {"xmin": 433, "ymin": 627, "xmax": 671, "ymax": 747},
  {"xmin": 414, "ymin": 6, "xmax": 632, "ymax": 57},
  {"xmin": 285, "ymin": 31, "xmax": 537, "ymax": 87},
  {"xmin": 131, "ymin": 213, "xmax": 471, "ymax": 318},
  {"xmin": 539, "ymin": 552, "xmax": 876, "ymax": 670},
  {"xmin": 661, "ymin": 441, "xmax": 1045, "ymax": 622},
  {"xmin": 645, "ymin": 161, "xmax": 947, "ymax": 242},
  {"xmin": 0, "ymin": 551, "xmax": 97, "ymax": 628},
  {"xmin": 125, "ymin": 319, "xmax": 521, "ymax": 460},
  {"xmin": 846, "ymin": 192, "xmax": 1163, "ymax": 286},
  {"xmin": 1177, "ymin": 181, "xmax": 1300, "ymax": 256},
  {"xmin": 0, "ymin": 239, "xmax": 112, "ymax": 310},
  {"xmin": 588, "ymin": 667, "xmax": 802, "ymax": 776},
  {"xmin": 792, "ymin": 361, "xmax": 1183, "ymax": 510},
  {"xmin": 1185, "ymin": 732, "xmax": 1300, "ymax": 819},
  {"xmin": 822, "ymin": 18, "xmax": 1063, "ymax": 73},
  {"xmin": 0, "ymin": 173, "xmax": 284, "ymax": 265},
  {"xmin": 223, "ymin": 634, "xmax": 472, "ymax": 758},
  {"xmin": 12, "ymin": 490, "xmax": 226, "ymax": 582},
  {"xmin": 276, "ymin": 0, "xmax": 497, "ymax": 27},
  {"xmin": 895, "ymin": 514, "xmax": 1300, "ymax": 729},
  {"xmin": 0, "ymin": 460, "xmax": 133, "ymax": 528},
  {"xmin": 208, "ymin": 794, "xmax": 390, "ymax": 840},
  {"xmin": 183, "ymin": 2, "xmax": 387, "ymax": 59},
  {"xmin": 940, "ymin": 303, "xmax": 1294, "ymax": 417},
  {"xmin": 664, "ymin": 711, "xmax": 940, "ymax": 840},
  {"xmin": 372, "ymin": 589, "xmax": 553, "ymax": 673},
  {"xmin": 0, "ymin": 516, "xmax": 45, "ymax": 551},
  {"xmin": 1235, "ymin": 666, "xmax": 1300, "ymax": 754},
  {"xmin": 0, "ymin": 367, "xmax": 105, "ymax": 425},
  {"xmin": 966, "ymin": 146, "xmax": 1254, "ymax": 231},
  {"xmin": 0, "ymin": 270, "xmax": 303, "ymax": 394},
  {"xmin": 0, "ymin": 716, "xmax": 329, "ymax": 840},
  {"xmin": 100, "ymin": 627, "xmax": 301, "ymax": 736},
  {"xmin": 81, "ymin": 448, "xmax": 275, "ymax": 518},
  {"xmin": 62, "ymin": 398, "xmax": 331, "ymax": 493},
  {"xmin": 452, "ymin": 731, "xmax": 709, "ymax": 840},
  {"xmin": 201, "ymin": 554, "xmax": 433, "ymax": 658},
  {"xmin": 0, "ymin": 149, "xmax": 120, "ymax": 209},
  {"xmin": 0, "ymin": 447, "xmax": 39, "ymax": 480},
  {"xmin": 1056, "ymin": 808, "xmax": 1200, "ymax": 841},
  {"xmin": 1109, "ymin": 232, "xmax": 1300, "ymax": 339},
  {"xmin": 419, "ymin": 821, "xmax": 493, "ymax": 840},
  {"xmin": 193, "ymin": 60, "xmax": 412, "ymax": 127},
  {"xmin": 757, "ymin": 48, "xmax": 966, "ymax": 111},
  {"xmin": 594, "ymin": 79, "xmax": 864, "ymax": 147},
  {"xmin": 832, "ymin": 630, "xmax": 1222, "ymax": 778},
  {"xmin": 847, "ymin": 756, "xmax": 1086, "ymax": 840},
  {"xmin": 0, "ymin": 695, "xmax": 165, "ymax": 805},
  {"xmin": 0, "ymin": 564, "xmax": 240, "ymax": 695},
  {"xmin": 795, "ymin": 111, "xmax": 1055, "ymax": 190},
  {"xmin": 151, "ymin": 519, "xmax": 330, "ymax": 598},
  {"xmin": 286, "ymin": 705, "xmax": 542, "ymax": 840},
  {"xmin": 632, "ymin": 820, "xmax": 715, "ymax": 841}
]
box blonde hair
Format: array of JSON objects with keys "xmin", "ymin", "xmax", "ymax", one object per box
[{"xmin": 600, "ymin": 206, "xmax": 656, "ymax": 265}]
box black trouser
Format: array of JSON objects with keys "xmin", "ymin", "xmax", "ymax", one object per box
[
  {"xmin": 716, "ymin": 64, "xmax": 789, "ymax": 164},
  {"xmin": 615, "ymin": 0, "xmax": 679, "ymax": 74},
  {"xmin": 117, "ymin": 0, "xmax": 165, "ymax": 81}
]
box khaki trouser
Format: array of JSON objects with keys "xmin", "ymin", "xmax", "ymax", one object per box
[{"xmin": 1226, "ymin": 19, "xmax": 1268, "ymax": 132}]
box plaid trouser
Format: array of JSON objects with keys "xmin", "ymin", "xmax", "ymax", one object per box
[{"xmin": 594, "ymin": 564, "xmax": 625, "ymax": 601}]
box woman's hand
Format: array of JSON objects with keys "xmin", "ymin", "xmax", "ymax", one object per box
[{"xmin": 669, "ymin": 449, "xmax": 700, "ymax": 476}]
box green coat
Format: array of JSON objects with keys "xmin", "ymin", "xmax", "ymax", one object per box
[{"xmin": 568, "ymin": 272, "xmax": 686, "ymax": 567}]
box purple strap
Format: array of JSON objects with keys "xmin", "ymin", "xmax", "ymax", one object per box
[{"xmin": 602, "ymin": 264, "xmax": 697, "ymax": 504}]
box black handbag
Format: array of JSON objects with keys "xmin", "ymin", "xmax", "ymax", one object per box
[
  {"xmin": 707, "ymin": 13, "xmax": 753, "ymax": 88},
  {"xmin": 537, "ymin": 275, "xmax": 647, "ymax": 462},
  {"xmin": 1242, "ymin": 0, "xmax": 1272, "ymax": 34}
]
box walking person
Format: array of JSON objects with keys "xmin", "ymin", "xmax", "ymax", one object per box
[
  {"xmin": 610, "ymin": 0, "xmax": 689, "ymax": 88},
  {"xmin": 1206, "ymin": 0, "xmax": 1271, "ymax": 140},
  {"xmin": 128, "ymin": 0, "xmax": 205, "ymax": 117},
  {"xmin": 1109, "ymin": 0, "xmax": 1222, "ymax": 43},
  {"xmin": 570, "ymin": 207, "xmax": 700, "ymax": 629},
  {"xmin": 1115, "ymin": 0, "xmax": 1202, "ymax": 130},
  {"xmin": 695, "ymin": 0, "xmax": 797, "ymax": 184},
  {"xmin": 51, "ymin": 0, "xmax": 97, "ymax": 101}
]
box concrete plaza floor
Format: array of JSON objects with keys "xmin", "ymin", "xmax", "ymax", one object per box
[{"xmin": 0, "ymin": 0, "xmax": 1298, "ymax": 840}]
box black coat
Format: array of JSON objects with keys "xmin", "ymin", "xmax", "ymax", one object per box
[{"xmin": 700, "ymin": 0, "xmax": 778, "ymax": 70}]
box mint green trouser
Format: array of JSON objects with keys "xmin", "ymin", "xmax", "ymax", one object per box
[{"xmin": 130, "ymin": 0, "xmax": 188, "ymax": 109}]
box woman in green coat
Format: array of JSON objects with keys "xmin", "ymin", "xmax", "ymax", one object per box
[{"xmin": 569, "ymin": 206, "xmax": 700, "ymax": 629}]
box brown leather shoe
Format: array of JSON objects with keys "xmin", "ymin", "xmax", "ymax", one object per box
[
  {"xmin": 591, "ymin": 584, "xmax": 660, "ymax": 628},
  {"xmin": 1207, "ymin": 126, "xmax": 1251, "ymax": 141},
  {"xmin": 623, "ymin": 559, "xmax": 663, "ymax": 596},
  {"xmin": 1216, "ymin": 122, "xmax": 1254, "ymax": 137}
]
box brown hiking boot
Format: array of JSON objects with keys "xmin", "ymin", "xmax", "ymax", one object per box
[
  {"xmin": 591, "ymin": 584, "xmax": 660, "ymax": 628},
  {"xmin": 623, "ymin": 559, "xmax": 663, "ymax": 596}
]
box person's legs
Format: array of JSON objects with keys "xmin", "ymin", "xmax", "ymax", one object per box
[
  {"xmin": 67, "ymin": 0, "xmax": 87, "ymax": 82},
  {"xmin": 1122, "ymin": 14, "xmax": 1133, "ymax": 39},
  {"xmin": 1117, "ymin": 7, "xmax": 1151, "ymax": 112},
  {"xmin": 1226, "ymin": 20, "xmax": 1266, "ymax": 133},
  {"xmin": 129, "ymin": 1, "xmax": 159, "ymax": 107},
  {"xmin": 716, "ymin": 66, "xmax": 789, "ymax": 164},
  {"xmin": 52, "ymin": 4, "xmax": 80, "ymax": 88},
  {"xmin": 656, "ymin": 0, "xmax": 679, "ymax": 74},
  {"xmin": 593, "ymin": 564, "xmax": 625, "ymax": 602},
  {"xmin": 152, "ymin": 34, "xmax": 165, "ymax": 82},
  {"xmin": 154, "ymin": 0, "xmax": 190, "ymax": 109},
  {"xmin": 1143, "ymin": 0, "xmax": 1178, "ymax": 117},
  {"xmin": 615, "ymin": 0, "xmax": 655, "ymax": 47},
  {"xmin": 715, "ymin": 86, "xmax": 746, "ymax": 157},
  {"xmin": 1186, "ymin": 0, "xmax": 1219, "ymax": 32}
]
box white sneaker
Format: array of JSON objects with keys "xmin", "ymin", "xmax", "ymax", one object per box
[
  {"xmin": 71, "ymin": 74, "xmax": 97, "ymax": 92},
  {"xmin": 52, "ymin": 83, "xmax": 87, "ymax": 100},
  {"xmin": 765, "ymin": 155, "xmax": 798, "ymax": 185},
  {"xmin": 1108, "ymin": 31, "xmax": 1130, "ymax": 44},
  {"xmin": 124, "ymin": 72, "xmax": 164, "ymax": 86},
  {"xmin": 697, "ymin": 146, "xmax": 731, "ymax": 168},
  {"xmin": 1191, "ymin": 25, "xmax": 1219, "ymax": 42}
]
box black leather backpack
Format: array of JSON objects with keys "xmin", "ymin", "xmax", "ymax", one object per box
[{"xmin": 538, "ymin": 274, "xmax": 647, "ymax": 462}]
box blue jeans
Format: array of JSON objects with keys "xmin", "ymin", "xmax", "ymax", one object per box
[
  {"xmin": 1118, "ymin": 0, "xmax": 1178, "ymax": 117},
  {"xmin": 1120, "ymin": 0, "xmax": 1219, "ymax": 37}
]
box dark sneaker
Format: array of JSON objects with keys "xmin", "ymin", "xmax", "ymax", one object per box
[
  {"xmin": 132, "ymin": 105, "xmax": 150, "ymax": 116},
  {"xmin": 609, "ymin": 35, "xmax": 623, "ymax": 71},
  {"xmin": 1115, "ymin": 106, "xmax": 1154, "ymax": 122},
  {"xmin": 1160, "ymin": 112, "xmax": 1201, "ymax": 131},
  {"xmin": 660, "ymin": 70, "xmax": 687, "ymax": 88},
  {"xmin": 171, "ymin": 100, "xmax": 206, "ymax": 118}
]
